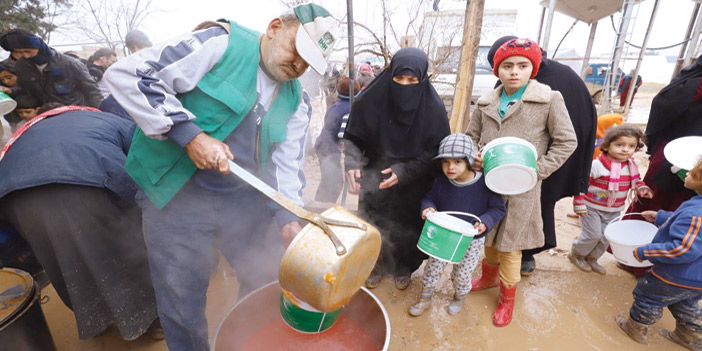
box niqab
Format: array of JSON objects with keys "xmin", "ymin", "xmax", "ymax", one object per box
[{"xmin": 345, "ymin": 47, "xmax": 449, "ymax": 159}]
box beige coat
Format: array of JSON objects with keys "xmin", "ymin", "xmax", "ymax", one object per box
[{"xmin": 467, "ymin": 80, "xmax": 577, "ymax": 252}]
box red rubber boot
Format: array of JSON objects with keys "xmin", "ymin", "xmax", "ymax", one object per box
[
  {"xmin": 493, "ymin": 282, "xmax": 517, "ymax": 327},
  {"xmin": 471, "ymin": 260, "xmax": 500, "ymax": 291}
]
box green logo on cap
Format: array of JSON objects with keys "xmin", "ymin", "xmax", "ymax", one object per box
[{"xmin": 317, "ymin": 32, "xmax": 334, "ymax": 51}]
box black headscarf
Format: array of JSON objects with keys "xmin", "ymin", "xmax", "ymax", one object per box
[
  {"xmin": 345, "ymin": 47, "xmax": 449, "ymax": 159},
  {"xmin": 645, "ymin": 55, "xmax": 702, "ymax": 152},
  {"xmin": 0, "ymin": 29, "xmax": 52, "ymax": 65}
]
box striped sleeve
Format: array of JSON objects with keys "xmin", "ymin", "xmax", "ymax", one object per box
[
  {"xmin": 637, "ymin": 215, "xmax": 702, "ymax": 264},
  {"xmin": 266, "ymin": 90, "xmax": 311, "ymax": 227},
  {"xmin": 104, "ymin": 26, "xmax": 229, "ymax": 144}
]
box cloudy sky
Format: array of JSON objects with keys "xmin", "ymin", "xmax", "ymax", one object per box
[{"xmin": 33, "ymin": 0, "xmax": 702, "ymax": 83}]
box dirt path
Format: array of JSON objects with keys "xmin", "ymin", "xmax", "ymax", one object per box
[{"xmin": 41, "ymin": 95, "xmax": 687, "ymax": 350}]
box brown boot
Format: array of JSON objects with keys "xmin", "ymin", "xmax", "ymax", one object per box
[
  {"xmin": 365, "ymin": 264, "xmax": 382, "ymax": 289},
  {"xmin": 408, "ymin": 287, "xmax": 433, "ymax": 317},
  {"xmin": 568, "ymin": 249, "xmax": 592, "ymax": 272},
  {"xmin": 662, "ymin": 322, "xmax": 702, "ymax": 351},
  {"xmin": 616, "ymin": 315, "xmax": 649, "ymax": 344}
]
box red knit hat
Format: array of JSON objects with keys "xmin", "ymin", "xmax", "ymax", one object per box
[{"xmin": 492, "ymin": 38, "xmax": 542, "ymax": 79}]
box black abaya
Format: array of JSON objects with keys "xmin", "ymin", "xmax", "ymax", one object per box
[{"xmin": 344, "ymin": 48, "xmax": 450, "ymax": 276}]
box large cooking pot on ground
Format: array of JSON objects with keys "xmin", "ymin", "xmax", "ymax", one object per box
[
  {"xmin": 0, "ymin": 267, "xmax": 56, "ymax": 351},
  {"xmin": 227, "ymin": 161, "xmax": 381, "ymax": 312},
  {"xmin": 212, "ymin": 281, "xmax": 390, "ymax": 351},
  {"xmin": 279, "ymin": 206, "xmax": 381, "ymax": 312}
]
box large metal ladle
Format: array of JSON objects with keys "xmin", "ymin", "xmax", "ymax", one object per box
[{"xmin": 228, "ymin": 160, "xmax": 365, "ymax": 256}]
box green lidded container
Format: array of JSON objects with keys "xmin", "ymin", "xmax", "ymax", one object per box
[
  {"xmin": 280, "ymin": 289, "xmax": 343, "ymax": 334},
  {"xmin": 482, "ymin": 137, "xmax": 537, "ymax": 195},
  {"xmin": 417, "ymin": 211, "xmax": 480, "ymax": 263}
]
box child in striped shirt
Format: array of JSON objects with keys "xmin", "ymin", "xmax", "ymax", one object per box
[{"xmin": 570, "ymin": 125, "xmax": 653, "ymax": 274}]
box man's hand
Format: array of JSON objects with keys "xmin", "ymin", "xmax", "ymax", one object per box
[
  {"xmin": 641, "ymin": 210, "xmax": 657, "ymax": 223},
  {"xmin": 378, "ymin": 168, "xmax": 398, "ymax": 190},
  {"xmin": 346, "ymin": 169, "xmax": 361, "ymax": 194},
  {"xmin": 184, "ymin": 132, "xmax": 234, "ymax": 174},
  {"xmin": 472, "ymin": 153, "xmax": 483, "ymax": 172},
  {"xmin": 281, "ymin": 221, "xmax": 303, "ymax": 248}
]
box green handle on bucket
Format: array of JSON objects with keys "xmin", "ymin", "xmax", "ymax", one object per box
[
  {"xmin": 436, "ymin": 211, "xmax": 482, "ymax": 227},
  {"xmin": 609, "ymin": 212, "xmax": 647, "ymax": 225}
]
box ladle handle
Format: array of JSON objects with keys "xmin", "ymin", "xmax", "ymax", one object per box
[{"xmin": 227, "ymin": 160, "xmax": 348, "ymax": 255}]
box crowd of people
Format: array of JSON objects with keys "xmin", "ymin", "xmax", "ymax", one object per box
[{"xmin": 0, "ymin": 2, "xmax": 701, "ymax": 351}]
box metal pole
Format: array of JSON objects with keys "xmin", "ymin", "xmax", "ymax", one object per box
[
  {"xmin": 623, "ymin": 0, "xmax": 660, "ymax": 114},
  {"xmin": 602, "ymin": 0, "xmax": 634, "ymax": 113},
  {"xmin": 580, "ymin": 21, "xmax": 598, "ymax": 78},
  {"xmin": 346, "ymin": 0, "xmax": 355, "ymax": 108},
  {"xmin": 672, "ymin": 3, "xmax": 700, "ymax": 79},
  {"xmin": 340, "ymin": 0, "xmax": 355, "ymax": 207},
  {"xmin": 542, "ymin": 0, "xmax": 557, "ymax": 52},
  {"xmin": 537, "ymin": 7, "xmax": 546, "ymax": 45},
  {"xmin": 684, "ymin": 3, "xmax": 702, "ymax": 68}
]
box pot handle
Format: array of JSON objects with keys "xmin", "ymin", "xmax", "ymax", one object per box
[
  {"xmin": 437, "ymin": 211, "xmax": 482, "ymax": 226},
  {"xmin": 608, "ymin": 212, "xmax": 646, "ymax": 225}
]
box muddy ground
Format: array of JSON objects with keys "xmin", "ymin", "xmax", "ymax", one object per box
[{"xmin": 39, "ymin": 91, "xmax": 687, "ymax": 350}]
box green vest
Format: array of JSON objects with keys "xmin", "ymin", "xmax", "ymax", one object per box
[{"xmin": 124, "ymin": 21, "xmax": 302, "ymax": 209}]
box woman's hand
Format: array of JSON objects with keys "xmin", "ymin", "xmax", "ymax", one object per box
[
  {"xmin": 378, "ymin": 168, "xmax": 399, "ymax": 189},
  {"xmin": 346, "ymin": 169, "xmax": 361, "ymax": 194},
  {"xmin": 641, "ymin": 210, "xmax": 657, "ymax": 223},
  {"xmin": 421, "ymin": 207, "xmax": 436, "ymax": 220},
  {"xmin": 475, "ymin": 222, "xmax": 487, "ymax": 234}
]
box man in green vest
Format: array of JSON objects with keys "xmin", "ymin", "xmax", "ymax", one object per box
[{"xmin": 104, "ymin": 3, "xmax": 337, "ymax": 350}]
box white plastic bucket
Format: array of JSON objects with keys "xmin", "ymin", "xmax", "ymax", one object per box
[
  {"xmin": 604, "ymin": 213, "xmax": 657, "ymax": 268},
  {"xmin": 481, "ymin": 137, "xmax": 538, "ymax": 195},
  {"xmin": 417, "ymin": 211, "xmax": 480, "ymax": 263}
]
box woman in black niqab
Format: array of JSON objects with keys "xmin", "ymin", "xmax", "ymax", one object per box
[{"xmin": 344, "ymin": 47, "xmax": 450, "ymax": 290}]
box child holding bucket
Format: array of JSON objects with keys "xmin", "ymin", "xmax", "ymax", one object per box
[
  {"xmin": 569, "ymin": 125, "xmax": 653, "ymax": 274},
  {"xmin": 616, "ymin": 156, "xmax": 702, "ymax": 350},
  {"xmin": 467, "ymin": 38, "xmax": 576, "ymax": 327},
  {"xmin": 409, "ymin": 133, "xmax": 506, "ymax": 317}
]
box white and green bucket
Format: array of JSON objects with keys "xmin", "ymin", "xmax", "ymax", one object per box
[
  {"xmin": 280, "ymin": 289, "xmax": 343, "ymax": 334},
  {"xmin": 417, "ymin": 211, "xmax": 480, "ymax": 263},
  {"xmin": 482, "ymin": 137, "xmax": 538, "ymax": 195},
  {"xmin": 0, "ymin": 91, "xmax": 17, "ymax": 116}
]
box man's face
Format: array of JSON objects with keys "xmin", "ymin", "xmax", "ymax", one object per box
[
  {"xmin": 0, "ymin": 70, "xmax": 17, "ymax": 87},
  {"xmin": 13, "ymin": 48, "xmax": 39, "ymax": 60},
  {"xmin": 16, "ymin": 107, "xmax": 40, "ymax": 121},
  {"xmin": 261, "ymin": 19, "xmax": 309, "ymax": 82},
  {"xmin": 105, "ymin": 54, "xmax": 117, "ymax": 68}
]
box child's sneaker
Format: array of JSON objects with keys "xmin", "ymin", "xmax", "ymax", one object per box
[
  {"xmin": 447, "ymin": 293, "xmax": 465, "ymax": 315},
  {"xmin": 568, "ymin": 249, "xmax": 592, "ymax": 272},
  {"xmin": 409, "ymin": 287, "xmax": 433, "ymax": 316},
  {"xmin": 586, "ymin": 257, "xmax": 606, "ymax": 275}
]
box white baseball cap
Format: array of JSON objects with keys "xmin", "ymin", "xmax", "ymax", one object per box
[{"xmin": 293, "ymin": 3, "xmax": 338, "ymax": 75}]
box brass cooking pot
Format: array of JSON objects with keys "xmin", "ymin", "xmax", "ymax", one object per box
[{"xmin": 278, "ymin": 206, "xmax": 381, "ymax": 312}]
